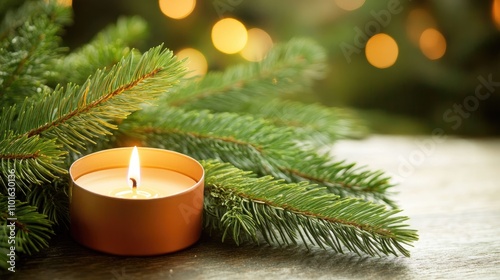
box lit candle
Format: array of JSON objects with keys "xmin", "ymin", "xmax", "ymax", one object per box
[
  {"xmin": 69, "ymin": 147, "xmax": 204, "ymax": 256},
  {"xmin": 74, "ymin": 147, "xmax": 196, "ymax": 199}
]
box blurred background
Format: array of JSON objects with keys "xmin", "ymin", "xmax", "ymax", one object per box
[{"xmin": 62, "ymin": 0, "xmax": 500, "ymax": 136}]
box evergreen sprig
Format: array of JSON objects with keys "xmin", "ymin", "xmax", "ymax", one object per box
[
  {"xmin": 56, "ymin": 16, "xmax": 149, "ymax": 85},
  {"xmin": 26, "ymin": 179, "xmax": 70, "ymax": 227},
  {"xmin": 0, "ymin": 194, "xmax": 54, "ymax": 270},
  {"xmin": 163, "ymin": 38, "xmax": 327, "ymax": 110},
  {"xmin": 235, "ymin": 98, "xmax": 369, "ymax": 146},
  {"xmin": 0, "ymin": 133, "xmax": 65, "ymax": 193},
  {"xmin": 2, "ymin": 44, "xmax": 185, "ymax": 152},
  {"xmin": 0, "ymin": 0, "xmax": 71, "ymax": 105},
  {"xmin": 157, "ymin": 38, "xmax": 365, "ymax": 146},
  {"xmin": 129, "ymin": 107, "xmax": 395, "ymax": 206},
  {"xmin": 202, "ymin": 160, "xmax": 418, "ymax": 257}
]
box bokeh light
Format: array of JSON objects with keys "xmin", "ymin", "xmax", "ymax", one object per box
[
  {"xmin": 419, "ymin": 28, "xmax": 446, "ymax": 60},
  {"xmin": 158, "ymin": 0, "xmax": 196, "ymax": 20},
  {"xmin": 365, "ymin": 33, "xmax": 399, "ymax": 69},
  {"xmin": 493, "ymin": 0, "xmax": 500, "ymax": 29},
  {"xmin": 50, "ymin": 0, "xmax": 72, "ymax": 6},
  {"xmin": 240, "ymin": 28, "xmax": 273, "ymax": 62},
  {"xmin": 211, "ymin": 18, "xmax": 248, "ymax": 54},
  {"xmin": 334, "ymin": 0, "xmax": 365, "ymax": 11},
  {"xmin": 176, "ymin": 48, "xmax": 208, "ymax": 78},
  {"xmin": 406, "ymin": 8, "xmax": 436, "ymax": 44}
]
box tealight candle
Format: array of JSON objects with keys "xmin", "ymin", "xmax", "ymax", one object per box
[{"xmin": 69, "ymin": 147, "xmax": 204, "ymax": 256}]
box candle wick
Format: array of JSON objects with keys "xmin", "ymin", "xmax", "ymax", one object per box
[{"xmin": 130, "ymin": 178, "xmax": 137, "ymax": 188}]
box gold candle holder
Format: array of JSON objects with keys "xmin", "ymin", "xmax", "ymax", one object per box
[{"xmin": 69, "ymin": 147, "xmax": 204, "ymax": 256}]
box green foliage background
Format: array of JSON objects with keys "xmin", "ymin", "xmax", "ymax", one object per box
[{"xmin": 65, "ymin": 0, "xmax": 500, "ymax": 136}]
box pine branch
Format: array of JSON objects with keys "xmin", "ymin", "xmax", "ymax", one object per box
[
  {"xmin": 280, "ymin": 156, "xmax": 397, "ymax": 208},
  {"xmin": 0, "ymin": 194, "xmax": 54, "ymax": 270},
  {"xmin": 163, "ymin": 38, "xmax": 327, "ymax": 109},
  {"xmin": 158, "ymin": 38, "xmax": 365, "ymax": 146},
  {"xmin": 0, "ymin": 0, "xmax": 71, "ymax": 104},
  {"xmin": 202, "ymin": 160, "xmax": 418, "ymax": 257},
  {"xmin": 230, "ymin": 98, "xmax": 369, "ymax": 146},
  {"xmin": 2, "ymin": 44, "xmax": 185, "ymax": 154},
  {"xmin": 55, "ymin": 16, "xmax": 149, "ymax": 85},
  {"xmin": 93, "ymin": 15, "xmax": 148, "ymax": 46},
  {"xmin": 26, "ymin": 178, "xmax": 70, "ymax": 228},
  {"xmin": 128, "ymin": 107, "xmax": 395, "ymax": 206},
  {"xmin": 0, "ymin": 132, "xmax": 66, "ymax": 194},
  {"xmin": 0, "ymin": 0, "xmax": 71, "ymax": 41}
]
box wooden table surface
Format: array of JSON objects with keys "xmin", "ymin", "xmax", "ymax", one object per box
[{"xmin": 5, "ymin": 136, "xmax": 500, "ymax": 279}]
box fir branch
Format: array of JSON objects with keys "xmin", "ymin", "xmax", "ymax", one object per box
[
  {"xmin": 2, "ymin": 45, "xmax": 185, "ymax": 153},
  {"xmin": 129, "ymin": 107, "xmax": 300, "ymax": 177},
  {"xmin": 55, "ymin": 16, "xmax": 149, "ymax": 85},
  {"xmin": 0, "ymin": 194, "xmax": 54, "ymax": 270},
  {"xmin": 280, "ymin": 157, "xmax": 397, "ymax": 208},
  {"xmin": 26, "ymin": 178, "xmax": 70, "ymax": 228},
  {"xmin": 0, "ymin": 132, "xmax": 66, "ymax": 193},
  {"xmin": 202, "ymin": 160, "xmax": 418, "ymax": 257},
  {"xmin": 0, "ymin": 0, "xmax": 71, "ymax": 41},
  {"xmin": 163, "ymin": 38, "xmax": 327, "ymax": 109},
  {"xmin": 257, "ymin": 99, "xmax": 369, "ymax": 141},
  {"xmin": 130, "ymin": 107, "xmax": 395, "ymax": 206},
  {"xmin": 0, "ymin": 0, "xmax": 71, "ymax": 104},
  {"xmin": 227, "ymin": 98, "xmax": 369, "ymax": 146},
  {"xmin": 94, "ymin": 15, "xmax": 148, "ymax": 46}
]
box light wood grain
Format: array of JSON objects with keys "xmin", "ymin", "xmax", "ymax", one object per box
[{"xmin": 5, "ymin": 136, "xmax": 500, "ymax": 279}]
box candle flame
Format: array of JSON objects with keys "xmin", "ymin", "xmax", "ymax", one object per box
[{"xmin": 127, "ymin": 146, "xmax": 140, "ymax": 188}]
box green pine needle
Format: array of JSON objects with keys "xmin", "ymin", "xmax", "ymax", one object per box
[
  {"xmin": 0, "ymin": 0, "xmax": 71, "ymax": 105},
  {"xmin": 2, "ymin": 44, "xmax": 185, "ymax": 153},
  {"xmin": 26, "ymin": 178, "xmax": 70, "ymax": 227},
  {"xmin": 0, "ymin": 133, "xmax": 66, "ymax": 193},
  {"xmin": 235, "ymin": 98, "xmax": 369, "ymax": 145},
  {"xmin": 163, "ymin": 38, "xmax": 327, "ymax": 110},
  {"xmin": 55, "ymin": 16, "xmax": 149, "ymax": 85},
  {"xmin": 202, "ymin": 160, "xmax": 418, "ymax": 257},
  {"xmin": 131, "ymin": 107, "xmax": 395, "ymax": 206},
  {"xmin": 0, "ymin": 194, "xmax": 54, "ymax": 270}
]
